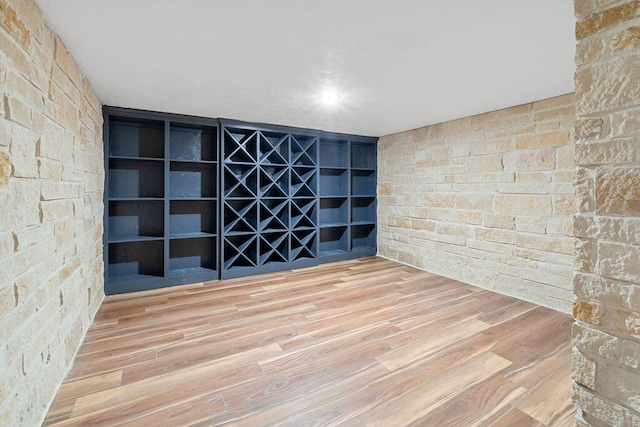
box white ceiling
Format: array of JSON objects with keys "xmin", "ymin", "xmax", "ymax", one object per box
[{"xmin": 35, "ymin": 0, "xmax": 575, "ymax": 137}]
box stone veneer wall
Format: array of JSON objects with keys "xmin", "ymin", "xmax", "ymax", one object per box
[
  {"xmin": 572, "ymin": 0, "xmax": 640, "ymax": 425},
  {"xmin": 377, "ymin": 93, "xmax": 575, "ymax": 313},
  {"xmin": 0, "ymin": 0, "xmax": 104, "ymax": 425}
]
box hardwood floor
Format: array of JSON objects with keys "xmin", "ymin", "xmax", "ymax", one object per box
[{"xmin": 43, "ymin": 257, "xmax": 575, "ymax": 426}]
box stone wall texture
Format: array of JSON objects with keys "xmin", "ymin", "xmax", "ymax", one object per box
[
  {"xmin": 377, "ymin": 93, "xmax": 576, "ymax": 313},
  {"xmin": 572, "ymin": 0, "xmax": 640, "ymax": 425},
  {"xmin": 0, "ymin": 0, "xmax": 104, "ymax": 425}
]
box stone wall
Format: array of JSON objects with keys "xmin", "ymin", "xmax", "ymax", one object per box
[
  {"xmin": 572, "ymin": 0, "xmax": 640, "ymax": 425},
  {"xmin": 0, "ymin": 0, "xmax": 104, "ymax": 425},
  {"xmin": 377, "ymin": 93, "xmax": 575, "ymax": 313}
]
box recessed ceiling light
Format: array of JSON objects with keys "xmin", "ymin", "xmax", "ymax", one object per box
[{"xmin": 320, "ymin": 87, "xmax": 341, "ymax": 106}]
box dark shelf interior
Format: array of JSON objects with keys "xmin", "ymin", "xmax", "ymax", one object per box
[
  {"xmin": 224, "ymin": 164, "xmax": 258, "ymax": 198},
  {"xmin": 319, "ymin": 197, "xmax": 348, "ymax": 226},
  {"xmin": 108, "ymin": 240, "xmax": 164, "ymax": 280},
  {"xmin": 319, "ymin": 226, "xmax": 348, "ymax": 256},
  {"xmin": 291, "ymin": 229, "xmax": 316, "ymax": 260},
  {"xmin": 224, "ymin": 128, "xmax": 258, "ymax": 163},
  {"xmin": 291, "ymin": 135, "xmax": 317, "ymax": 167},
  {"xmin": 259, "ymin": 166, "xmax": 288, "ymax": 198},
  {"xmin": 109, "ymin": 158, "xmax": 164, "ymax": 199},
  {"xmin": 224, "ymin": 234, "xmax": 258, "ymax": 270},
  {"xmin": 320, "ymin": 139, "xmax": 348, "ymax": 168},
  {"xmin": 109, "ymin": 200, "xmax": 163, "ymax": 240},
  {"xmin": 170, "ymin": 124, "xmax": 218, "ymax": 162},
  {"xmin": 351, "ymin": 223, "xmax": 376, "ymax": 251},
  {"xmin": 351, "ymin": 142, "xmax": 376, "ymax": 169},
  {"xmin": 224, "ymin": 199, "xmax": 258, "ymax": 234},
  {"xmin": 170, "ymin": 200, "xmax": 216, "ymax": 237},
  {"xmin": 109, "ymin": 117, "xmax": 164, "ymax": 159},
  {"xmin": 259, "ymin": 132, "xmax": 288, "ymax": 165},
  {"xmin": 319, "ymin": 168, "xmax": 348, "ymax": 197},
  {"xmin": 291, "ymin": 198, "xmax": 317, "ymax": 229},
  {"xmin": 169, "ymin": 237, "xmax": 216, "ymax": 275},
  {"xmin": 351, "ymin": 197, "xmax": 376, "ymax": 224},
  {"xmin": 259, "ymin": 232, "xmax": 289, "ymax": 265},
  {"xmin": 351, "ymin": 170, "xmax": 376, "ymax": 196},
  {"xmin": 169, "ymin": 162, "xmax": 217, "ymax": 198},
  {"xmin": 259, "ymin": 199, "xmax": 288, "ymax": 232},
  {"xmin": 291, "ymin": 167, "xmax": 317, "ymax": 198}
]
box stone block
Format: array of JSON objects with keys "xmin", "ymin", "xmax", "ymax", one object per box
[
  {"xmin": 611, "ymin": 108, "xmax": 640, "ymax": 136},
  {"xmin": 573, "ymin": 322, "xmax": 621, "ymax": 361},
  {"xmin": 573, "ymin": 347, "xmax": 598, "ymax": 390},
  {"xmin": 597, "ymin": 166, "xmax": 640, "ymax": 217},
  {"xmin": 0, "ymin": 179, "xmax": 40, "ymax": 230},
  {"xmin": 610, "ymin": 309, "xmax": 640, "ymax": 337},
  {"xmin": 576, "ymin": 34, "xmax": 607, "ymax": 66},
  {"xmin": 474, "ymin": 227, "xmax": 515, "ymax": 244},
  {"xmin": 533, "ymin": 107, "xmax": 575, "ymax": 123},
  {"xmin": 575, "ymin": 167, "xmax": 595, "ymax": 213},
  {"xmin": 598, "ymin": 241, "xmax": 640, "ymax": 283},
  {"xmin": 611, "ymin": 24, "xmax": 640, "ymax": 53},
  {"xmin": 572, "ymin": 383, "xmax": 628, "ymax": 426},
  {"xmin": 454, "ymin": 193, "xmax": 493, "ymax": 210},
  {"xmin": 442, "ymin": 116, "xmax": 472, "ymax": 138},
  {"xmin": 482, "ymin": 213, "xmax": 515, "ymax": 229},
  {"xmin": 532, "ymin": 93, "xmax": 576, "ymax": 111},
  {"xmin": 38, "ymin": 158, "xmax": 62, "ymax": 180},
  {"xmin": 495, "ymin": 194, "xmax": 552, "ymax": 216},
  {"xmin": 40, "ymin": 181, "xmax": 82, "ymax": 201},
  {"xmin": 6, "ymin": 71, "xmax": 44, "ymax": 111},
  {"xmin": 576, "ymin": 0, "xmax": 640, "ymax": 40},
  {"xmin": 13, "ymin": 223, "xmax": 53, "ymax": 251},
  {"xmin": 553, "ymin": 195, "xmax": 575, "ymax": 216},
  {"xmin": 9, "ymin": 125, "xmax": 38, "ymax": 178},
  {"xmin": 0, "ymin": 1, "xmax": 31, "ymax": 50},
  {"xmin": 621, "ymin": 340, "xmax": 640, "ymax": 369},
  {"xmin": 575, "ymin": 117, "xmax": 606, "ymax": 141},
  {"xmin": 0, "ymin": 150, "xmax": 9, "ymax": 187},
  {"xmin": 503, "ymin": 148, "xmax": 555, "ymax": 171},
  {"xmin": 515, "ymin": 216, "xmax": 547, "ymax": 233},
  {"xmin": 516, "ymin": 131, "xmax": 570, "ymax": 150},
  {"xmin": 575, "ymin": 53, "xmax": 640, "ymax": 116},
  {"xmin": 6, "ymin": 95, "xmax": 31, "ymax": 128},
  {"xmin": 576, "ymin": 139, "xmax": 636, "ymax": 166},
  {"xmin": 597, "ymin": 361, "xmax": 640, "ymax": 411},
  {"xmin": 40, "ymin": 199, "xmax": 74, "ymax": 222}
]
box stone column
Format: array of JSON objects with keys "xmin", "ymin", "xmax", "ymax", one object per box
[{"xmin": 573, "ymin": 0, "xmax": 640, "ymax": 425}]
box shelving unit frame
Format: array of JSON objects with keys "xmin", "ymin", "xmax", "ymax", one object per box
[
  {"xmin": 104, "ymin": 107, "xmax": 377, "ymax": 293},
  {"xmin": 103, "ymin": 107, "xmax": 220, "ymax": 294}
]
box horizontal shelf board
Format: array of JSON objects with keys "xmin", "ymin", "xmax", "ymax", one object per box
[
  {"xmin": 319, "ymin": 224, "xmax": 348, "ymax": 230},
  {"xmin": 351, "ymin": 167, "xmax": 376, "ymax": 172},
  {"xmin": 320, "ymin": 222, "xmax": 349, "ymax": 228},
  {"xmin": 169, "ymin": 232, "xmax": 217, "ymax": 239},
  {"xmin": 109, "ymin": 156, "xmax": 164, "ymax": 162},
  {"xmin": 170, "ymin": 159, "xmax": 218, "ymax": 165},
  {"xmin": 108, "ymin": 236, "xmax": 164, "ymax": 244},
  {"xmin": 319, "ymin": 249, "xmax": 348, "ymax": 256},
  {"xmin": 350, "ymin": 221, "xmax": 376, "ymax": 226},
  {"xmin": 351, "ymin": 193, "xmax": 376, "ymax": 197},
  {"xmin": 108, "ymin": 273, "xmax": 164, "ymax": 284},
  {"xmin": 351, "ymin": 246, "xmax": 377, "ymax": 254},
  {"xmin": 169, "ymin": 197, "xmax": 218, "ymax": 201},
  {"xmin": 108, "ymin": 197, "xmax": 164, "ymax": 201},
  {"xmin": 168, "ymin": 267, "xmax": 217, "ymax": 277},
  {"xmin": 321, "ymin": 194, "xmax": 349, "ymax": 198}
]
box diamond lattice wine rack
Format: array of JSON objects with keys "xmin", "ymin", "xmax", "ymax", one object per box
[{"xmin": 220, "ymin": 122, "xmax": 319, "ymax": 279}]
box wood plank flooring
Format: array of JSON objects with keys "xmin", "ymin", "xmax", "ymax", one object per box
[{"xmin": 43, "ymin": 257, "xmax": 575, "ymax": 426}]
